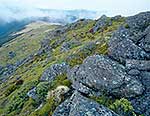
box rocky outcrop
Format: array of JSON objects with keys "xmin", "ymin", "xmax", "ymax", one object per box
[
  {"xmin": 68, "ymin": 55, "xmax": 143, "ymax": 98},
  {"xmin": 37, "ymin": 39, "xmax": 51, "ymax": 55},
  {"xmin": 108, "ymin": 11, "xmax": 150, "ymax": 115},
  {"xmin": 91, "ymin": 15, "xmax": 112, "ymax": 33},
  {"xmin": 60, "ymin": 40, "xmax": 81, "ymax": 52},
  {"xmin": 53, "ymin": 91, "xmax": 118, "ymax": 116},
  {"xmin": 40, "ymin": 62, "xmax": 70, "ymax": 82}
]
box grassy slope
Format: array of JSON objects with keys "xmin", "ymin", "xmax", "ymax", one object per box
[
  {"xmin": 0, "ymin": 18, "xmax": 129, "ymax": 116},
  {"xmin": 0, "ymin": 21, "xmax": 58, "ymax": 66}
]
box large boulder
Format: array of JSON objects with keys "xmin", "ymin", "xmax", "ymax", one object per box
[
  {"xmin": 68, "ymin": 55, "xmax": 143, "ymax": 98},
  {"xmin": 108, "ymin": 26, "xmax": 147, "ymax": 63},
  {"xmin": 126, "ymin": 59, "xmax": 150, "ymax": 71},
  {"xmin": 40, "ymin": 62, "xmax": 70, "ymax": 82},
  {"xmin": 126, "ymin": 11, "xmax": 150, "ymax": 31},
  {"xmin": 53, "ymin": 91, "xmax": 119, "ymax": 116}
]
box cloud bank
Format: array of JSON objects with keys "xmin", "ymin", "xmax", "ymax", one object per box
[{"xmin": 0, "ymin": 0, "xmax": 149, "ymax": 23}]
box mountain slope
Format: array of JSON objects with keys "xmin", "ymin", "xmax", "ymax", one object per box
[{"xmin": 0, "ymin": 11, "xmax": 150, "ymax": 116}]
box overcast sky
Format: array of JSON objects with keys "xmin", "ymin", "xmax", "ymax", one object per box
[{"xmin": 0, "ymin": 0, "xmax": 150, "ymax": 22}]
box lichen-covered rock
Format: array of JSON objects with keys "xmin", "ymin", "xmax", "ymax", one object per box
[
  {"xmin": 60, "ymin": 40, "xmax": 81, "ymax": 52},
  {"xmin": 127, "ymin": 69, "xmax": 140, "ymax": 76},
  {"xmin": 40, "ymin": 62, "xmax": 70, "ymax": 82},
  {"xmin": 131, "ymin": 93, "xmax": 150, "ymax": 115},
  {"xmin": 140, "ymin": 71, "xmax": 150, "ymax": 91},
  {"xmin": 126, "ymin": 11, "xmax": 150, "ymax": 30},
  {"xmin": 108, "ymin": 26, "xmax": 147, "ymax": 63},
  {"xmin": 138, "ymin": 25, "xmax": 150, "ymax": 52},
  {"xmin": 126, "ymin": 59, "xmax": 150, "ymax": 71},
  {"xmin": 37, "ymin": 39, "xmax": 51, "ymax": 55},
  {"xmin": 68, "ymin": 55, "xmax": 143, "ymax": 97},
  {"xmin": 92, "ymin": 15, "xmax": 112, "ymax": 33},
  {"xmin": 53, "ymin": 91, "xmax": 119, "ymax": 116}
]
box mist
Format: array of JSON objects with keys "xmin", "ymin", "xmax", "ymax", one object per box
[{"xmin": 0, "ymin": 0, "xmax": 149, "ymax": 23}]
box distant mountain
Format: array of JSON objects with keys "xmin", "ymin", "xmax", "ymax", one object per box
[{"xmin": 0, "ymin": 9, "xmax": 101, "ymax": 46}]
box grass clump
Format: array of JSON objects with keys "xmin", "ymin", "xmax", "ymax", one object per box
[{"xmin": 109, "ymin": 98, "xmax": 136, "ymax": 116}]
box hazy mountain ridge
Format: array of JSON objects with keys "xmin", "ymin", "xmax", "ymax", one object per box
[{"xmin": 0, "ymin": 9, "xmax": 102, "ymax": 46}]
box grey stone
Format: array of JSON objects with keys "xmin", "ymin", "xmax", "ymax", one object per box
[
  {"xmin": 68, "ymin": 55, "xmax": 143, "ymax": 97},
  {"xmin": 139, "ymin": 26, "xmax": 150, "ymax": 52},
  {"xmin": 131, "ymin": 93, "xmax": 150, "ymax": 115},
  {"xmin": 40, "ymin": 62, "xmax": 70, "ymax": 82},
  {"xmin": 140, "ymin": 71, "xmax": 150, "ymax": 91},
  {"xmin": 126, "ymin": 59, "xmax": 150, "ymax": 71},
  {"xmin": 109, "ymin": 26, "xmax": 147, "ymax": 62},
  {"xmin": 60, "ymin": 40, "xmax": 81, "ymax": 52},
  {"xmin": 53, "ymin": 91, "xmax": 119, "ymax": 116},
  {"xmin": 128, "ymin": 69, "xmax": 140, "ymax": 76},
  {"xmin": 27, "ymin": 87, "xmax": 37, "ymax": 99},
  {"xmin": 92, "ymin": 15, "xmax": 112, "ymax": 33},
  {"xmin": 37, "ymin": 39, "xmax": 51, "ymax": 55},
  {"xmin": 8, "ymin": 51, "xmax": 16, "ymax": 59},
  {"xmin": 111, "ymin": 15, "xmax": 122, "ymax": 21},
  {"xmin": 126, "ymin": 11, "xmax": 150, "ymax": 30}
]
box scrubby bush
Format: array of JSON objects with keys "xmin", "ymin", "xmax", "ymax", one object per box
[{"xmin": 109, "ymin": 98, "xmax": 136, "ymax": 116}]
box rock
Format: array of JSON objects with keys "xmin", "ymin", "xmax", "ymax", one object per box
[
  {"xmin": 27, "ymin": 87, "xmax": 37, "ymax": 99},
  {"xmin": 126, "ymin": 59, "xmax": 150, "ymax": 71},
  {"xmin": 68, "ymin": 55, "xmax": 143, "ymax": 97},
  {"xmin": 53, "ymin": 91, "xmax": 119, "ymax": 116},
  {"xmin": 138, "ymin": 26, "xmax": 150, "ymax": 52},
  {"xmin": 140, "ymin": 71, "xmax": 150, "ymax": 91},
  {"xmin": 71, "ymin": 76, "xmax": 101, "ymax": 97},
  {"xmin": 111, "ymin": 15, "xmax": 122, "ymax": 21},
  {"xmin": 127, "ymin": 69, "xmax": 140, "ymax": 76},
  {"xmin": 126, "ymin": 11, "xmax": 150, "ymax": 30},
  {"xmin": 60, "ymin": 40, "xmax": 81, "ymax": 52},
  {"xmin": 131, "ymin": 93, "xmax": 150, "ymax": 115},
  {"xmin": 92, "ymin": 15, "xmax": 112, "ymax": 33},
  {"xmin": 8, "ymin": 51, "xmax": 16, "ymax": 59},
  {"xmin": 37, "ymin": 39, "xmax": 51, "ymax": 55},
  {"xmin": 40, "ymin": 62, "xmax": 70, "ymax": 81},
  {"xmin": 0, "ymin": 66, "xmax": 3, "ymax": 75},
  {"xmin": 109, "ymin": 26, "xmax": 147, "ymax": 63}
]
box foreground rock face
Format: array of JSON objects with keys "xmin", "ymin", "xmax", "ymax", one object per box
[
  {"xmin": 53, "ymin": 91, "xmax": 118, "ymax": 116},
  {"xmin": 68, "ymin": 55, "xmax": 143, "ymax": 98},
  {"xmin": 108, "ymin": 11, "xmax": 150, "ymax": 115},
  {"xmin": 40, "ymin": 62, "xmax": 70, "ymax": 81}
]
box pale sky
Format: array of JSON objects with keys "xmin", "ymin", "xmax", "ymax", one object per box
[{"xmin": 0, "ymin": 0, "xmax": 150, "ymax": 22}]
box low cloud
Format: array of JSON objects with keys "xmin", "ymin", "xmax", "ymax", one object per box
[{"xmin": 0, "ymin": 0, "xmax": 149, "ymax": 23}]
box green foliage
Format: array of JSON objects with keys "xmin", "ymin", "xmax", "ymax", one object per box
[
  {"xmin": 91, "ymin": 95, "xmax": 113, "ymax": 107},
  {"xmin": 124, "ymin": 23, "xmax": 130, "ymax": 29},
  {"xmin": 91, "ymin": 96, "xmax": 137, "ymax": 116},
  {"xmin": 109, "ymin": 98, "xmax": 136, "ymax": 116},
  {"xmin": 30, "ymin": 97, "xmax": 59, "ymax": 116},
  {"xmin": 4, "ymin": 84, "xmax": 18, "ymax": 96},
  {"xmin": 36, "ymin": 82, "xmax": 50, "ymax": 101},
  {"xmin": 50, "ymin": 73, "xmax": 72, "ymax": 89},
  {"xmin": 6, "ymin": 80, "xmax": 39, "ymax": 114}
]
